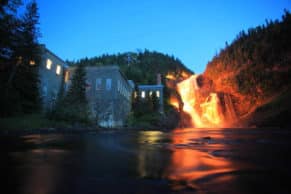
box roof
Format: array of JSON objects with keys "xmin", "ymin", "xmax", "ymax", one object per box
[
  {"xmin": 40, "ymin": 44, "xmax": 67, "ymax": 67},
  {"xmin": 138, "ymin": 84, "xmax": 164, "ymax": 89},
  {"xmin": 85, "ymin": 65, "xmax": 120, "ymax": 71}
]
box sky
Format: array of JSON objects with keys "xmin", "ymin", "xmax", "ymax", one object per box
[{"xmin": 35, "ymin": 0, "xmax": 291, "ymax": 73}]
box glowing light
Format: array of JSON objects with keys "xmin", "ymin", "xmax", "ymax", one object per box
[
  {"xmin": 64, "ymin": 71, "xmax": 70, "ymax": 82},
  {"xmin": 56, "ymin": 65, "xmax": 61, "ymax": 75},
  {"xmin": 156, "ymin": 91, "xmax": 160, "ymax": 98},
  {"xmin": 29, "ymin": 60, "xmax": 35, "ymax": 66},
  {"xmin": 169, "ymin": 97, "xmax": 179, "ymax": 109},
  {"xmin": 46, "ymin": 59, "xmax": 52, "ymax": 69},
  {"xmin": 141, "ymin": 91, "xmax": 145, "ymax": 98},
  {"xmin": 181, "ymin": 71, "xmax": 191, "ymax": 79},
  {"xmin": 166, "ymin": 73, "xmax": 176, "ymax": 80}
]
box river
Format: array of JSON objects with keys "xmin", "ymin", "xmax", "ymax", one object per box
[{"xmin": 1, "ymin": 128, "xmax": 291, "ymax": 194}]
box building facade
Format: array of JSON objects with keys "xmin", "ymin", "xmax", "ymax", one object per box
[
  {"xmin": 38, "ymin": 46, "xmax": 68, "ymax": 109},
  {"xmin": 68, "ymin": 66, "xmax": 134, "ymax": 127},
  {"xmin": 137, "ymin": 85, "xmax": 164, "ymax": 113},
  {"xmin": 135, "ymin": 73, "xmax": 164, "ymax": 113}
]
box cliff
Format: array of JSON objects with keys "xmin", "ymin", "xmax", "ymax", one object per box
[{"xmin": 202, "ymin": 11, "xmax": 291, "ymax": 127}]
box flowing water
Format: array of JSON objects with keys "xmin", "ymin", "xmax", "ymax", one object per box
[{"xmin": 1, "ymin": 128, "xmax": 291, "ymax": 194}]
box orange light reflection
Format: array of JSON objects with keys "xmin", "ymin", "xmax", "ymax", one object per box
[{"xmin": 165, "ymin": 129, "xmax": 235, "ymax": 189}]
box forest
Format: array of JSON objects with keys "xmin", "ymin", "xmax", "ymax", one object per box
[
  {"xmin": 0, "ymin": 0, "xmax": 40, "ymax": 117},
  {"xmin": 204, "ymin": 10, "xmax": 291, "ymax": 126}
]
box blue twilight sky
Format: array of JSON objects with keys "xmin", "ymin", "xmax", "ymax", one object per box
[{"xmin": 35, "ymin": 0, "xmax": 291, "ymax": 73}]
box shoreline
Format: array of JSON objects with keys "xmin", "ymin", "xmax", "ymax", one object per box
[{"xmin": 1, "ymin": 126, "xmax": 290, "ymax": 136}]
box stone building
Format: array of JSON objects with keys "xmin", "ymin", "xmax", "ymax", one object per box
[
  {"xmin": 37, "ymin": 46, "xmax": 135, "ymax": 127},
  {"xmin": 136, "ymin": 74, "xmax": 164, "ymax": 113},
  {"xmin": 137, "ymin": 85, "xmax": 164, "ymax": 113},
  {"xmin": 68, "ymin": 66, "xmax": 134, "ymax": 127},
  {"xmin": 38, "ymin": 45, "xmax": 68, "ymax": 109}
]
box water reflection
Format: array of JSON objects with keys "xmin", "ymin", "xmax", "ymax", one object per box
[
  {"xmin": 136, "ymin": 129, "xmax": 239, "ymax": 191},
  {"xmin": 165, "ymin": 128, "xmax": 236, "ymax": 190},
  {"xmin": 137, "ymin": 131, "xmax": 171, "ymax": 178},
  {"xmin": 2, "ymin": 129, "xmax": 291, "ymax": 194}
]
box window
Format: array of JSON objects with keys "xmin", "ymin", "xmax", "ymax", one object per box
[
  {"xmin": 56, "ymin": 65, "xmax": 61, "ymax": 75},
  {"xmin": 64, "ymin": 71, "xmax": 70, "ymax": 82},
  {"xmin": 29, "ymin": 60, "xmax": 35, "ymax": 66},
  {"xmin": 85, "ymin": 80, "xmax": 91, "ymax": 91},
  {"xmin": 149, "ymin": 91, "xmax": 153, "ymax": 96},
  {"xmin": 117, "ymin": 80, "xmax": 121, "ymax": 92},
  {"xmin": 156, "ymin": 91, "xmax": 160, "ymax": 98},
  {"xmin": 46, "ymin": 59, "xmax": 52, "ymax": 69},
  {"xmin": 96, "ymin": 78, "xmax": 102, "ymax": 90},
  {"xmin": 106, "ymin": 78, "xmax": 112, "ymax": 90},
  {"xmin": 141, "ymin": 91, "xmax": 145, "ymax": 98}
]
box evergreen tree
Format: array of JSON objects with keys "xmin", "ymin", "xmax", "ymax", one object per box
[
  {"xmin": 151, "ymin": 92, "xmax": 159, "ymax": 112},
  {"xmin": 0, "ymin": 0, "xmax": 41, "ymax": 116},
  {"xmin": 65, "ymin": 65, "xmax": 87, "ymax": 104},
  {"xmin": 61, "ymin": 64, "xmax": 90, "ymax": 123},
  {"xmin": 14, "ymin": 0, "xmax": 41, "ymax": 113}
]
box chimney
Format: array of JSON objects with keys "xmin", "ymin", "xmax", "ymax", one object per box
[{"xmin": 157, "ymin": 73, "xmax": 161, "ymax": 85}]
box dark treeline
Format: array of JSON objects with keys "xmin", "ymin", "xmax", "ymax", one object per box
[
  {"xmin": 68, "ymin": 50, "xmax": 193, "ymax": 85},
  {"xmin": 205, "ymin": 10, "xmax": 291, "ymax": 113},
  {"xmin": 0, "ymin": 0, "xmax": 41, "ymax": 117}
]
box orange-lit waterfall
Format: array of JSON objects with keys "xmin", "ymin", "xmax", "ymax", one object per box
[
  {"xmin": 171, "ymin": 74, "xmax": 225, "ymax": 128},
  {"xmin": 176, "ymin": 75, "xmax": 204, "ymax": 127}
]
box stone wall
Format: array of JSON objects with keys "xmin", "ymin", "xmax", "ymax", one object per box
[
  {"xmin": 69, "ymin": 66, "xmax": 133, "ymax": 127},
  {"xmin": 38, "ymin": 46, "xmax": 67, "ymax": 110}
]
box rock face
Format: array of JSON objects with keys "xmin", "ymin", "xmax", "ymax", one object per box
[{"xmin": 199, "ymin": 12, "xmax": 291, "ymax": 127}]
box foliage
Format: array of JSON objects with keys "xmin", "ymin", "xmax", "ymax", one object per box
[
  {"xmin": 0, "ymin": 114, "xmax": 71, "ymax": 130},
  {"xmin": 68, "ymin": 50, "xmax": 193, "ymax": 85},
  {"xmin": 246, "ymin": 87, "xmax": 291, "ymax": 127},
  {"xmin": 204, "ymin": 10, "xmax": 291, "ymax": 115},
  {"xmin": 0, "ymin": 0, "xmax": 41, "ymax": 117},
  {"xmin": 49, "ymin": 65, "xmax": 91, "ymax": 123}
]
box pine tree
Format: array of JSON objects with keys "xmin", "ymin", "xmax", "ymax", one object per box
[
  {"xmin": 62, "ymin": 64, "xmax": 90, "ymax": 123},
  {"xmin": 14, "ymin": 0, "xmax": 41, "ymax": 113},
  {"xmin": 151, "ymin": 92, "xmax": 159, "ymax": 112},
  {"xmin": 0, "ymin": 0, "xmax": 41, "ymax": 116},
  {"xmin": 66, "ymin": 65, "xmax": 87, "ymax": 104}
]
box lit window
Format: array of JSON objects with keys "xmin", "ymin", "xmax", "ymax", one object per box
[
  {"xmin": 134, "ymin": 91, "xmax": 137, "ymax": 98},
  {"xmin": 64, "ymin": 71, "xmax": 70, "ymax": 82},
  {"xmin": 156, "ymin": 91, "xmax": 160, "ymax": 98},
  {"xmin": 46, "ymin": 59, "xmax": 52, "ymax": 69},
  {"xmin": 106, "ymin": 78, "xmax": 112, "ymax": 90},
  {"xmin": 96, "ymin": 78, "xmax": 102, "ymax": 90},
  {"xmin": 149, "ymin": 91, "xmax": 153, "ymax": 96},
  {"xmin": 56, "ymin": 65, "xmax": 61, "ymax": 75},
  {"xmin": 29, "ymin": 60, "xmax": 35, "ymax": 66},
  {"xmin": 141, "ymin": 91, "xmax": 145, "ymax": 98}
]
